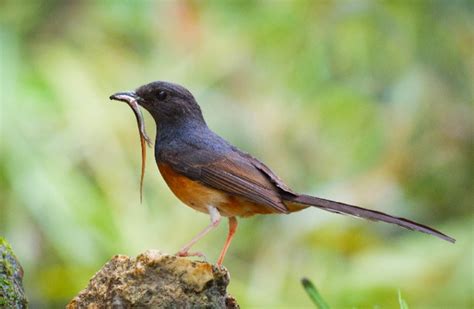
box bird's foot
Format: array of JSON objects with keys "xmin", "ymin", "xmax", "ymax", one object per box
[{"xmin": 175, "ymin": 250, "xmax": 207, "ymax": 261}]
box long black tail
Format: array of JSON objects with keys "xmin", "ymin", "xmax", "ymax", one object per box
[{"xmin": 289, "ymin": 194, "xmax": 455, "ymax": 243}]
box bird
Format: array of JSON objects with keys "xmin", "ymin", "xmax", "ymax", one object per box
[{"xmin": 110, "ymin": 81, "xmax": 455, "ymax": 265}]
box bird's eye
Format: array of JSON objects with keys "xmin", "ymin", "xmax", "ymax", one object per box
[{"xmin": 157, "ymin": 90, "xmax": 168, "ymax": 100}]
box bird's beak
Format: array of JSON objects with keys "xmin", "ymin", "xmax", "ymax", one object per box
[
  {"xmin": 109, "ymin": 91, "xmax": 139, "ymax": 103},
  {"xmin": 109, "ymin": 89, "xmax": 151, "ymax": 145}
]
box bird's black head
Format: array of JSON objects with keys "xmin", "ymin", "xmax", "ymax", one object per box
[{"xmin": 110, "ymin": 81, "xmax": 206, "ymax": 128}]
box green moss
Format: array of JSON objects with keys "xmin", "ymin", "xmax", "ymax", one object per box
[
  {"xmin": 0, "ymin": 237, "xmax": 27, "ymax": 308},
  {"xmin": 0, "ymin": 238, "xmax": 10, "ymax": 248}
]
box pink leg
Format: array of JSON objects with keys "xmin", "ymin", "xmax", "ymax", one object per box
[
  {"xmin": 176, "ymin": 206, "xmax": 221, "ymax": 257},
  {"xmin": 217, "ymin": 217, "xmax": 238, "ymax": 266}
]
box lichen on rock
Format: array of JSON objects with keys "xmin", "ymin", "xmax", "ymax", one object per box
[
  {"xmin": 0, "ymin": 237, "xmax": 27, "ymax": 309},
  {"xmin": 67, "ymin": 250, "xmax": 238, "ymax": 308}
]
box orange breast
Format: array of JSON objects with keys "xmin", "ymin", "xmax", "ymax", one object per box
[{"xmin": 157, "ymin": 163, "xmax": 278, "ymax": 217}]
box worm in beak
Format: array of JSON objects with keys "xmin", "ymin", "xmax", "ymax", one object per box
[{"xmin": 110, "ymin": 91, "xmax": 151, "ymax": 203}]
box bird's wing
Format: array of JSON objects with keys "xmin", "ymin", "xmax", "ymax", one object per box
[
  {"xmin": 233, "ymin": 147, "xmax": 298, "ymax": 197},
  {"xmin": 160, "ymin": 148, "xmax": 289, "ymax": 214}
]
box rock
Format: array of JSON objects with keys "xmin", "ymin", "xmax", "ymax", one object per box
[
  {"xmin": 67, "ymin": 250, "xmax": 239, "ymax": 308},
  {"xmin": 0, "ymin": 237, "xmax": 27, "ymax": 309}
]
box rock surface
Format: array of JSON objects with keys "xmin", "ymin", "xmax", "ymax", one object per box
[
  {"xmin": 0, "ymin": 237, "xmax": 27, "ymax": 309},
  {"xmin": 67, "ymin": 250, "xmax": 238, "ymax": 308}
]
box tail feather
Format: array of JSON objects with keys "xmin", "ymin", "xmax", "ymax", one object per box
[{"xmin": 290, "ymin": 194, "xmax": 455, "ymax": 243}]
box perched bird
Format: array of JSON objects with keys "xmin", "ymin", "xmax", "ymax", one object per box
[{"xmin": 110, "ymin": 81, "xmax": 455, "ymax": 265}]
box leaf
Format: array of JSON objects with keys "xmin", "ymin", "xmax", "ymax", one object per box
[
  {"xmin": 301, "ymin": 278, "xmax": 330, "ymax": 309},
  {"xmin": 398, "ymin": 290, "xmax": 409, "ymax": 309}
]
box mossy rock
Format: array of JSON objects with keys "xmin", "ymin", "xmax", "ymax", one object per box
[{"xmin": 0, "ymin": 237, "xmax": 27, "ymax": 309}]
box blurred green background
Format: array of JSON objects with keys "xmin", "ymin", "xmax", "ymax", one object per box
[{"xmin": 1, "ymin": 0, "xmax": 473, "ymax": 307}]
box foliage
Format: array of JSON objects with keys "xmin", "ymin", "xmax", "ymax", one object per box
[{"xmin": 1, "ymin": 1, "xmax": 472, "ymax": 307}]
